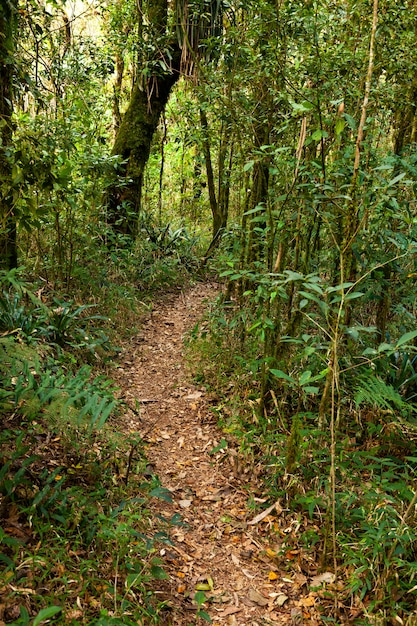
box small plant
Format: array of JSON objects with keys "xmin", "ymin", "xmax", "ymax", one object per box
[
  {"xmin": 193, "ymin": 590, "xmax": 212, "ymax": 623},
  {"xmin": 47, "ymin": 299, "xmax": 110, "ymax": 352}
]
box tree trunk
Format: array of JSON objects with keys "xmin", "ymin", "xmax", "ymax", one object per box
[
  {"xmin": 200, "ymin": 108, "xmax": 224, "ymax": 239},
  {"xmin": 0, "ymin": 0, "xmax": 17, "ymax": 270},
  {"xmin": 106, "ymin": 0, "xmax": 180, "ymax": 238},
  {"xmin": 112, "ymin": 53, "xmax": 124, "ymax": 135},
  {"xmin": 107, "ymin": 64, "xmax": 180, "ymax": 237}
]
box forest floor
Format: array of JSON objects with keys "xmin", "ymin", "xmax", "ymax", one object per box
[{"xmin": 112, "ymin": 282, "xmax": 330, "ymax": 626}]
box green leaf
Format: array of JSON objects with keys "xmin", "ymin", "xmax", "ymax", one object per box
[
  {"xmin": 362, "ymin": 347, "xmax": 378, "ymax": 356},
  {"xmin": 303, "ymin": 386, "xmax": 320, "ymax": 394},
  {"xmin": 33, "ymin": 606, "xmax": 62, "ymax": 626},
  {"xmin": 290, "ymin": 100, "xmax": 314, "ymax": 114},
  {"xmin": 343, "ymin": 113, "xmax": 357, "ymax": 129},
  {"xmin": 299, "ymin": 370, "xmax": 312, "ymax": 386},
  {"xmin": 304, "ymin": 282, "xmax": 324, "ymax": 295},
  {"xmin": 396, "ymin": 330, "xmax": 417, "ymax": 348},
  {"xmin": 270, "ymin": 369, "xmax": 295, "ymax": 384},
  {"xmin": 326, "ymin": 282, "xmax": 355, "ymax": 293},
  {"xmin": 149, "ymin": 486, "xmax": 173, "ymax": 502},
  {"xmin": 377, "ymin": 342, "xmax": 393, "ymax": 353},
  {"xmin": 311, "ymin": 129, "xmax": 328, "ymax": 141},
  {"xmin": 304, "ymin": 346, "xmax": 315, "ymax": 356},
  {"xmin": 126, "ymin": 573, "xmax": 143, "ymax": 589},
  {"xmin": 335, "ymin": 118, "xmax": 345, "ymax": 136},
  {"xmin": 243, "ymin": 160, "xmax": 255, "ymax": 172},
  {"xmin": 243, "ymin": 206, "xmax": 263, "ymax": 216},
  {"xmin": 197, "ymin": 610, "xmax": 212, "ymax": 623},
  {"xmin": 150, "ymin": 565, "xmax": 168, "ymax": 580},
  {"xmin": 344, "ymin": 291, "xmax": 364, "ymax": 302},
  {"xmin": 194, "ymin": 590, "xmax": 207, "ymax": 606},
  {"xmin": 209, "ymin": 438, "xmax": 228, "ymax": 454},
  {"xmin": 18, "ymin": 606, "xmax": 30, "ymax": 624},
  {"xmin": 284, "ymin": 270, "xmax": 304, "ymax": 281},
  {"xmin": 388, "ymin": 172, "xmax": 406, "ymax": 187}
]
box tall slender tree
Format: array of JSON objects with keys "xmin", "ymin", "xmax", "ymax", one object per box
[{"xmin": 0, "ymin": 0, "xmax": 17, "ymax": 269}]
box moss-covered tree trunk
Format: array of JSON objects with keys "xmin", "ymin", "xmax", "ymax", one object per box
[
  {"xmin": 0, "ymin": 0, "xmax": 17, "ymax": 269},
  {"xmin": 106, "ymin": 0, "xmax": 181, "ymax": 237},
  {"xmin": 107, "ymin": 64, "xmax": 180, "ymax": 236}
]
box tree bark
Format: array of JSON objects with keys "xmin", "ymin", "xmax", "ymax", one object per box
[
  {"xmin": 106, "ymin": 63, "xmax": 180, "ymax": 236},
  {"xmin": 0, "ymin": 0, "xmax": 17, "ymax": 269},
  {"xmin": 106, "ymin": 0, "xmax": 180, "ymax": 237}
]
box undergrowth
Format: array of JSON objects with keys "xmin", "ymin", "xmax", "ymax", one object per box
[
  {"xmin": 0, "ymin": 238, "xmax": 201, "ymax": 625},
  {"xmin": 187, "ymin": 276, "xmax": 417, "ymax": 625}
]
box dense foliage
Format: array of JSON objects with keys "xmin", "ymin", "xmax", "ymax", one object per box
[{"xmin": 1, "ymin": 0, "xmax": 417, "ymax": 623}]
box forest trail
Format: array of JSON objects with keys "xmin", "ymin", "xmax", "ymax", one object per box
[{"xmin": 113, "ymin": 283, "xmax": 321, "ymax": 626}]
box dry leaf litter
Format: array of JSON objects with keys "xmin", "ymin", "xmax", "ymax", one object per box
[{"xmin": 113, "ymin": 283, "xmax": 337, "ymax": 625}]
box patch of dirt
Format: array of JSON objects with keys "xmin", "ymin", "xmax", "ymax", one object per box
[{"xmin": 113, "ymin": 283, "xmax": 330, "ymax": 625}]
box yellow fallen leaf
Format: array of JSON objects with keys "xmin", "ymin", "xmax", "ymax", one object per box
[
  {"xmin": 268, "ymin": 571, "xmax": 279, "ymax": 581},
  {"xmin": 298, "ymin": 595, "xmax": 316, "ymax": 607},
  {"xmin": 177, "ymin": 584, "xmax": 186, "ymax": 593},
  {"xmin": 266, "ymin": 548, "xmax": 277, "ymax": 558},
  {"xmin": 196, "ymin": 576, "xmax": 214, "ymax": 591},
  {"xmin": 176, "ymin": 572, "xmax": 185, "ymax": 578}
]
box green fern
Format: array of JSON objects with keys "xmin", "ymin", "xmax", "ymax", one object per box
[{"xmin": 354, "ymin": 373, "xmax": 415, "ymax": 414}]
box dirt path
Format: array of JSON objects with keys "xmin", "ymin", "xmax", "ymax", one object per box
[{"xmin": 113, "ymin": 283, "xmax": 322, "ymax": 626}]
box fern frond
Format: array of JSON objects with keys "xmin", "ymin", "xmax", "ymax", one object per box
[{"xmin": 354, "ymin": 374, "xmax": 414, "ymax": 414}]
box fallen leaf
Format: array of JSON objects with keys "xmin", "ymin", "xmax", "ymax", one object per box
[
  {"xmin": 266, "ymin": 548, "xmax": 277, "ymax": 559},
  {"xmin": 285, "ymin": 549, "xmax": 299, "ymax": 560},
  {"xmin": 217, "ymin": 606, "xmax": 241, "ymax": 617},
  {"xmin": 293, "ymin": 573, "xmax": 308, "ymax": 587},
  {"xmin": 177, "ymin": 585, "xmax": 186, "ymax": 593},
  {"xmin": 176, "ymin": 572, "xmax": 186, "ymax": 578},
  {"xmin": 185, "ymin": 391, "xmax": 203, "ymax": 400},
  {"xmin": 65, "ymin": 610, "xmax": 83, "ymax": 620},
  {"xmin": 179, "ymin": 499, "xmax": 192, "ymax": 508},
  {"xmin": 310, "ymin": 572, "xmax": 336, "ymax": 588},
  {"xmin": 248, "ymin": 588, "xmax": 269, "ymax": 606},
  {"xmin": 196, "ymin": 575, "xmax": 214, "ymax": 591},
  {"xmin": 231, "ymin": 553, "xmax": 240, "ymax": 566},
  {"xmin": 298, "ymin": 595, "xmax": 316, "ymax": 608},
  {"xmin": 248, "ymin": 502, "xmax": 280, "ymax": 525},
  {"xmin": 275, "ymin": 593, "xmax": 289, "ymax": 606},
  {"xmin": 173, "ymin": 531, "xmax": 185, "ymax": 542},
  {"xmin": 268, "ymin": 571, "xmax": 279, "ymax": 581},
  {"xmin": 268, "ymin": 611, "xmax": 282, "ymax": 621}
]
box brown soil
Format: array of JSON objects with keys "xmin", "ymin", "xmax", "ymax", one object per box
[{"xmin": 113, "ymin": 283, "xmax": 328, "ymax": 626}]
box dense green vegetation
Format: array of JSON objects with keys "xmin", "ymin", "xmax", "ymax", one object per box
[{"xmin": 2, "ymin": 0, "xmax": 417, "ymax": 623}]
